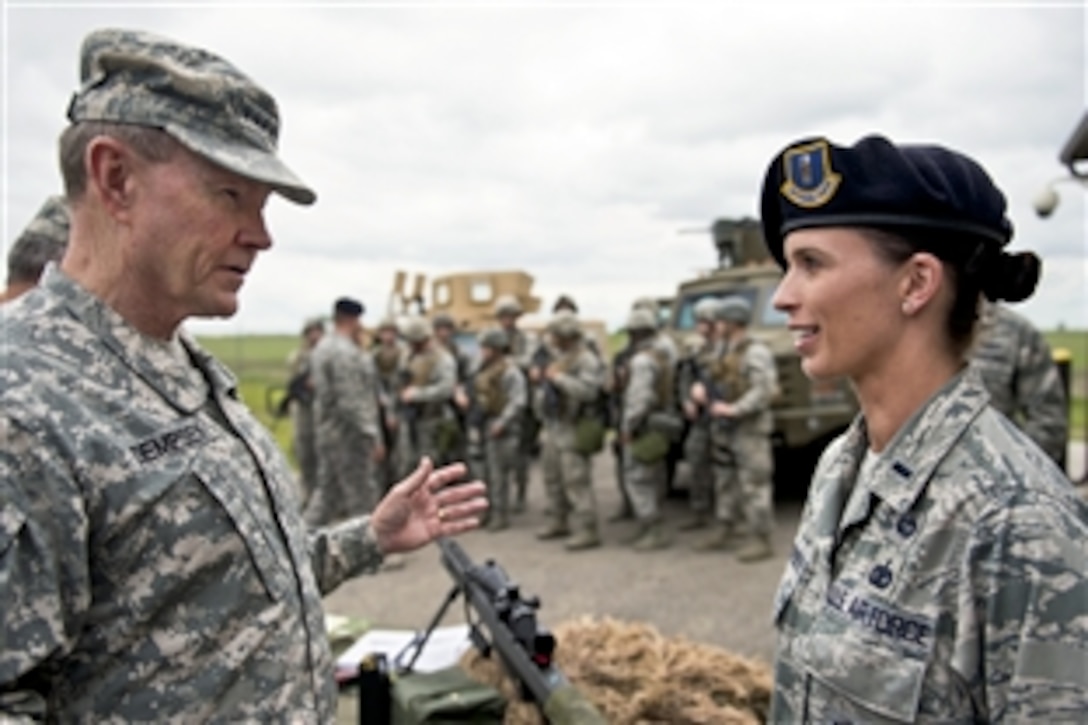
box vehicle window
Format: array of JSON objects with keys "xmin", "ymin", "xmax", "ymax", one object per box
[
  {"xmin": 454, "ymin": 331, "xmax": 480, "ymax": 365},
  {"xmin": 434, "ymin": 281, "xmax": 451, "ymax": 306},
  {"xmin": 762, "ymin": 284, "xmax": 788, "ymax": 327},
  {"xmin": 469, "ymin": 280, "xmax": 492, "ymax": 304}
]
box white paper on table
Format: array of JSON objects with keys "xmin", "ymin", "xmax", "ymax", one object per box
[{"xmin": 335, "ymin": 624, "xmax": 472, "ymax": 682}]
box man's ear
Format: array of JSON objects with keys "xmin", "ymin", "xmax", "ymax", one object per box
[
  {"xmin": 897, "ymin": 251, "xmax": 944, "ymax": 317},
  {"xmin": 84, "ymin": 136, "xmax": 139, "ymax": 223}
]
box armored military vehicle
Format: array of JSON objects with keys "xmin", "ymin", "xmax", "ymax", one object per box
[
  {"xmin": 388, "ymin": 269, "xmax": 608, "ymax": 358},
  {"xmin": 666, "ymin": 217, "xmax": 858, "ymax": 496}
]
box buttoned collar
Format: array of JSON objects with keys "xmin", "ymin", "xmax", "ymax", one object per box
[{"xmin": 42, "ymin": 267, "xmax": 237, "ymax": 413}]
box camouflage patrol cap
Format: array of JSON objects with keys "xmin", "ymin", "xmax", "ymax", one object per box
[
  {"xmin": 692, "ymin": 297, "xmax": 722, "ymax": 323},
  {"xmin": 547, "ymin": 309, "xmax": 582, "ymax": 339},
  {"xmin": 625, "ymin": 308, "xmax": 657, "ymax": 333},
  {"xmin": 67, "ymin": 28, "xmax": 315, "ymax": 205},
  {"xmin": 478, "ymin": 327, "xmax": 509, "ymax": 351},
  {"xmin": 432, "ymin": 311, "xmax": 456, "ymax": 329},
  {"xmin": 493, "ymin": 294, "xmax": 523, "ymax": 317},
  {"xmin": 719, "ymin": 296, "xmax": 752, "ymax": 325},
  {"xmin": 8, "ymin": 196, "xmax": 71, "ymax": 284},
  {"xmin": 401, "ymin": 315, "xmax": 432, "ymax": 343}
]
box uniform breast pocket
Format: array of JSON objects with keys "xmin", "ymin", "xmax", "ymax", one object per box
[
  {"xmin": 797, "ymin": 610, "xmax": 935, "ymax": 723},
  {"xmin": 97, "ymin": 455, "xmax": 292, "ymax": 604}
]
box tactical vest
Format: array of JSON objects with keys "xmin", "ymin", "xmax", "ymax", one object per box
[
  {"xmin": 475, "ymin": 359, "xmax": 509, "ymax": 418},
  {"xmin": 407, "ymin": 350, "xmax": 440, "ymax": 387},
  {"xmin": 651, "ymin": 347, "xmax": 674, "ymax": 411},
  {"xmin": 374, "ymin": 345, "xmax": 401, "ymax": 378},
  {"xmin": 551, "ymin": 347, "xmax": 586, "ymax": 419},
  {"xmin": 713, "ymin": 338, "xmax": 751, "ymax": 402}
]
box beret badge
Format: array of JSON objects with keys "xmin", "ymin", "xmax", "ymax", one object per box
[{"xmin": 780, "ymin": 139, "xmax": 842, "ymax": 208}]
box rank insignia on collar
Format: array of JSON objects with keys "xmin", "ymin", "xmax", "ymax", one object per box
[{"xmin": 780, "ymin": 139, "xmax": 842, "ymax": 208}]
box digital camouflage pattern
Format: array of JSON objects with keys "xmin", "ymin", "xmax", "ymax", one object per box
[
  {"xmin": 473, "ymin": 358, "xmax": 527, "ymax": 527},
  {"xmin": 711, "ymin": 334, "xmax": 777, "ymax": 537},
  {"xmin": 306, "ymin": 332, "xmax": 381, "ymax": 527},
  {"xmin": 11, "ymin": 196, "xmax": 70, "ymax": 257},
  {"xmin": 971, "ymin": 302, "xmax": 1069, "ymax": 464},
  {"xmin": 287, "ymin": 343, "xmax": 319, "ymax": 507},
  {"xmin": 396, "ymin": 345, "xmax": 457, "ymax": 478},
  {"xmin": 0, "ymin": 270, "xmax": 385, "ymax": 721},
  {"xmin": 621, "ymin": 340, "xmax": 669, "ymax": 523},
  {"xmin": 68, "ymin": 28, "xmax": 314, "ymax": 205},
  {"xmin": 772, "ymin": 369, "xmax": 1088, "ymax": 723},
  {"xmin": 537, "ymin": 342, "xmax": 605, "ymax": 539}
]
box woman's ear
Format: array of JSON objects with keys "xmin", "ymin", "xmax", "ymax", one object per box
[{"xmin": 898, "ymin": 251, "xmax": 944, "ymax": 317}]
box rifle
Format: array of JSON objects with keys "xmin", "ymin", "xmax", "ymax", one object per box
[
  {"xmin": 396, "ymin": 539, "xmax": 607, "ymax": 724},
  {"xmin": 691, "ymin": 362, "xmax": 731, "ymax": 431},
  {"xmin": 461, "ymin": 376, "xmax": 487, "ymax": 465}
]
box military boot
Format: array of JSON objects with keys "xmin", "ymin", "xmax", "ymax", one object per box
[
  {"xmin": 736, "ymin": 534, "xmax": 775, "ymax": 563},
  {"xmin": 536, "ymin": 517, "xmax": 570, "ymax": 540},
  {"xmin": 693, "ymin": 522, "xmax": 736, "ymax": 552},
  {"xmin": 632, "ymin": 520, "xmax": 671, "ymax": 552},
  {"xmin": 564, "ymin": 523, "xmax": 601, "ymax": 552},
  {"xmin": 677, "ymin": 512, "xmax": 710, "ymax": 531},
  {"xmin": 620, "ymin": 520, "xmax": 649, "ymax": 545},
  {"xmin": 607, "ymin": 502, "xmax": 634, "ymax": 523}
]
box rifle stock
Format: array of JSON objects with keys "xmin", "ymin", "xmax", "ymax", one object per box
[{"xmin": 437, "ymin": 539, "xmax": 607, "ymax": 724}]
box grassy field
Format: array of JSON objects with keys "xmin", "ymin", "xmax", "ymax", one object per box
[{"xmin": 199, "ymin": 329, "xmax": 1088, "ymax": 451}]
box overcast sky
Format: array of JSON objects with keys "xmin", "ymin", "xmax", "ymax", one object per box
[{"xmin": 3, "ymin": 1, "xmax": 1085, "ymax": 337}]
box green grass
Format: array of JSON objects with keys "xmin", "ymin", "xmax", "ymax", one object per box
[
  {"xmin": 198, "ymin": 334, "xmax": 298, "ymax": 465},
  {"xmin": 1043, "ymin": 330, "xmax": 1086, "ymax": 440}
]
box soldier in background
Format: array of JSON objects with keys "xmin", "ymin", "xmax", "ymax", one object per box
[
  {"xmin": 495, "ymin": 293, "xmax": 536, "ymax": 512},
  {"xmin": 676, "ymin": 297, "xmax": 725, "ymax": 531},
  {"xmin": 693, "ymin": 297, "xmax": 777, "ymax": 562},
  {"xmin": 2, "ymin": 196, "xmax": 70, "ymax": 303},
  {"xmin": 971, "ymin": 302, "xmax": 1069, "ymax": 467},
  {"xmin": 534, "ymin": 311, "xmax": 606, "ymax": 550},
  {"xmin": 306, "ymin": 297, "xmax": 385, "ymax": 527},
  {"xmin": 454, "ymin": 327, "xmax": 527, "ymax": 531},
  {"xmin": 631, "ymin": 296, "xmax": 680, "ymax": 496},
  {"xmin": 397, "ymin": 315, "xmax": 458, "ymax": 475},
  {"xmin": 286, "ymin": 316, "xmax": 324, "ymax": 506},
  {"xmin": 433, "ymin": 311, "xmax": 473, "ymax": 466},
  {"xmin": 619, "ymin": 308, "xmax": 676, "ymax": 551},
  {"xmin": 371, "ymin": 315, "xmax": 408, "ymax": 491}
]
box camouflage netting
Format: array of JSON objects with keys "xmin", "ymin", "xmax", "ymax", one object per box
[{"xmin": 458, "ymin": 616, "xmax": 772, "ymax": 724}]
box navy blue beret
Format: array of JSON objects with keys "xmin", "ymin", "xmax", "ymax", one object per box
[
  {"xmin": 333, "ymin": 297, "xmax": 364, "ymax": 317},
  {"xmin": 759, "ymin": 135, "xmax": 1013, "ymax": 268}
]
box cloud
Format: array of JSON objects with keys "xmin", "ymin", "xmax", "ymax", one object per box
[{"xmin": 4, "ymin": 3, "xmax": 1085, "ymax": 336}]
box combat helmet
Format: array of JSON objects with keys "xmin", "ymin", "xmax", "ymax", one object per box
[
  {"xmin": 493, "ymin": 294, "xmax": 523, "ymax": 317},
  {"xmin": 693, "ymin": 297, "xmax": 723, "ymax": 324},
  {"xmin": 401, "ymin": 315, "xmax": 433, "ymax": 343},
  {"xmin": 432, "ymin": 311, "xmax": 456, "ymax": 329},
  {"xmin": 478, "ymin": 327, "xmax": 509, "ymax": 351},
  {"xmin": 719, "ymin": 296, "xmax": 752, "ymax": 325},
  {"xmin": 625, "ymin": 307, "xmax": 658, "ymax": 333},
  {"xmin": 376, "ymin": 314, "xmax": 399, "ymax": 331},
  {"xmin": 547, "ymin": 309, "xmax": 582, "ymax": 339}
]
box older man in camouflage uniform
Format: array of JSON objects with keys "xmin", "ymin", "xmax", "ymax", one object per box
[
  {"xmin": 676, "ymin": 297, "xmax": 725, "ymax": 531},
  {"xmin": 396, "ymin": 315, "xmax": 458, "ymax": 476},
  {"xmin": 535, "ymin": 311, "xmax": 607, "ymax": 550},
  {"xmin": 455, "ymin": 327, "xmax": 527, "ymax": 531},
  {"xmin": 971, "ymin": 301, "xmax": 1069, "ymax": 466},
  {"xmin": 0, "ymin": 29, "xmax": 486, "ymax": 722},
  {"xmin": 286, "ymin": 316, "xmax": 324, "ymax": 506},
  {"xmin": 306, "ymin": 298, "xmax": 385, "ymax": 527},
  {"xmin": 495, "ymin": 293, "xmax": 536, "ymax": 511},
  {"xmin": 620, "ymin": 308, "xmax": 678, "ymax": 551},
  {"xmin": 693, "ymin": 296, "xmax": 778, "ymax": 562},
  {"xmin": 2, "ymin": 196, "xmax": 70, "ymax": 303}
]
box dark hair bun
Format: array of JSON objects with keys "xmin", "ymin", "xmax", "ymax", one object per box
[{"xmin": 982, "ymin": 251, "xmax": 1040, "ymax": 303}]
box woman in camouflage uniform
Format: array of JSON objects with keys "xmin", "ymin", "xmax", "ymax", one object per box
[{"xmin": 761, "ymin": 135, "xmax": 1087, "ymax": 722}]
